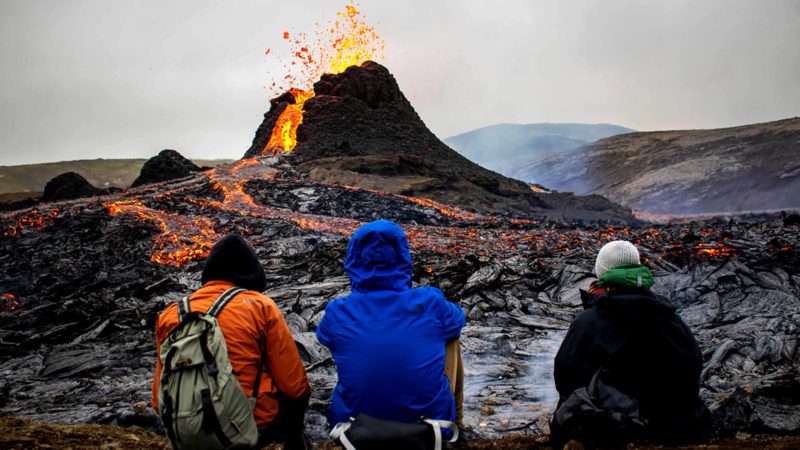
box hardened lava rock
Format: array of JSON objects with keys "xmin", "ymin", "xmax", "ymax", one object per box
[
  {"xmin": 131, "ymin": 149, "xmax": 201, "ymax": 188},
  {"xmin": 42, "ymin": 172, "xmax": 100, "ymax": 202}
]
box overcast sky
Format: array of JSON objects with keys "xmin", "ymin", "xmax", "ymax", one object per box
[{"xmin": 1, "ymin": 0, "xmax": 798, "ymax": 165}]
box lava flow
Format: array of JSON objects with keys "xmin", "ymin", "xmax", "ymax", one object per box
[
  {"xmin": 262, "ymin": 1, "xmax": 384, "ymax": 155},
  {"xmin": 264, "ymin": 89, "xmax": 315, "ymax": 155},
  {"xmin": 2, "ymin": 157, "xmax": 754, "ymax": 268},
  {"xmin": 2, "ymin": 208, "xmax": 60, "ymax": 238},
  {"xmin": 103, "ymin": 159, "xmax": 362, "ymax": 266},
  {"xmin": 340, "ymin": 184, "xmax": 482, "ymax": 222},
  {"xmin": 106, "ymin": 199, "xmax": 220, "ymax": 266}
]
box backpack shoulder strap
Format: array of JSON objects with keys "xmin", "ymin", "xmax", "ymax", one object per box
[
  {"xmin": 177, "ymin": 296, "xmax": 191, "ymax": 322},
  {"xmin": 422, "ymin": 419, "xmax": 459, "ymax": 449},
  {"xmin": 207, "ymin": 287, "xmax": 246, "ymax": 317},
  {"xmin": 330, "ymin": 420, "xmax": 355, "ymax": 450}
]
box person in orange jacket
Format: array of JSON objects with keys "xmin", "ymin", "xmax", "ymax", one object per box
[{"xmin": 152, "ymin": 233, "xmax": 311, "ymax": 449}]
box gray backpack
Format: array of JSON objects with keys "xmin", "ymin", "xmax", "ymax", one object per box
[{"xmin": 158, "ymin": 287, "xmax": 261, "ymax": 449}]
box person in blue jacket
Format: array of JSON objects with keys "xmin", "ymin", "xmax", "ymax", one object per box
[{"xmin": 316, "ymin": 219, "xmax": 466, "ymax": 429}]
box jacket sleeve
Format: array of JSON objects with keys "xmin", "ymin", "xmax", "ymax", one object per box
[
  {"xmin": 263, "ymin": 300, "xmax": 311, "ymax": 400},
  {"xmin": 315, "ymin": 301, "xmax": 336, "ymax": 350},
  {"xmin": 553, "ymin": 311, "xmax": 598, "ymax": 404},
  {"xmin": 429, "ymin": 289, "xmax": 465, "ymax": 341}
]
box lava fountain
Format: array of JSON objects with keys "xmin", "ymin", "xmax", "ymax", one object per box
[{"xmin": 262, "ymin": 2, "xmax": 385, "ymax": 155}]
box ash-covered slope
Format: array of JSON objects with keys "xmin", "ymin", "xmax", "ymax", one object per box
[
  {"xmin": 245, "ymin": 62, "xmax": 633, "ymax": 224},
  {"xmin": 514, "ymin": 118, "xmax": 800, "ymax": 215}
]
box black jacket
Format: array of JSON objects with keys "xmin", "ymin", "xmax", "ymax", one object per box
[{"xmin": 554, "ymin": 287, "xmax": 710, "ymax": 444}]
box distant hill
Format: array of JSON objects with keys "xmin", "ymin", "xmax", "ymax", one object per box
[
  {"xmin": 0, "ymin": 158, "xmax": 232, "ymax": 195},
  {"xmin": 444, "ymin": 123, "xmax": 634, "ymax": 175},
  {"xmin": 513, "ymin": 118, "xmax": 800, "ymax": 215}
]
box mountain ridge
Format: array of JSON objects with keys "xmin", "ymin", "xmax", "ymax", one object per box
[
  {"xmin": 513, "ymin": 117, "xmax": 800, "ymax": 215},
  {"xmin": 444, "ymin": 122, "xmax": 634, "ymax": 175}
]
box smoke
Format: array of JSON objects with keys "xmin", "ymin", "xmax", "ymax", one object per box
[{"xmin": 523, "ymin": 331, "xmax": 564, "ymax": 406}]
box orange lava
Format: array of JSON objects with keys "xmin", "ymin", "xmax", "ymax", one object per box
[
  {"xmin": 695, "ymin": 243, "xmax": 736, "ymax": 258},
  {"xmin": 402, "ymin": 196, "xmax": 479, "ymax": 222},
  {"xmin": 264, "ymin": 89, "xmax": 315, "ymax": 155},
  {"xmin": 105, "ymin": 200, "xmax": 219, "ymax": 267},
  {"xmin": 2, "ymin": 208, "xmax": 60, "ymax": 237},
  {"xmin": 6, "ymin": 168, "xmax": 745, "ymax": 268},
  {"xmin": 207, "ymin": 158, "xmax": 267, "ymax": 208},
  {"xmin": 288, "ymin": 216, "xmax": 360, "ymax": 236},
  {"xmin": 262, "ymin": 1, "xmax": 384, "ymax": 156},
  {"xmin": 340, "ymin": 184, "xmax": 482, "ymax": 222}
]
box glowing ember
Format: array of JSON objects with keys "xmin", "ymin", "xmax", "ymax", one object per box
[
  {"xmin": 695, "ymin": 243, "xmax": 736, "ymax": 258},
  {"xmin": 2, "ymin": 208, "xmax": 60, "ymax": 237},
  {"xmin": 262, "ymin": 1, "xmax": 384, "ymax": 156},
  {"xmin": 1, "ymin": 293, "xmax": 20, "ymax": 312}
]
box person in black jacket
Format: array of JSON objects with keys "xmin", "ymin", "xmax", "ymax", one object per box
[{"xmin": 553, "ymin": 240, "xmax": 711, "ymax": 445}]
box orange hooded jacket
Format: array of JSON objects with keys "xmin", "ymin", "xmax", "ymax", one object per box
[{"xmin": 152, "ymin": 280, "xmax": 310, "ymax": 428}]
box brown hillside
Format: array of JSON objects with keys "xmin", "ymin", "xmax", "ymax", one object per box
[{"xmin": 514, "ymin": 118, "xmax": 800, "ymax": 216}]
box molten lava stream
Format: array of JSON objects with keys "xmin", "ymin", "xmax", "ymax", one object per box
[
  {"xmin": 105, "ymin": 200, "xmax": 219, "ymax": 267},
  {"xmin": 2, "ymin": 208, "xmax": 61, "ymax": 238},
  {"xmin": 263, "ymin": 89, "xmax": 315, "ymax": 156},
  {"xmin": 341, "ymin": 184, "xmax": 482, "ymax": 223},
  {"xmin": 206, "ymin": 158, "xmax": 275, "ymax": 209},
  {"xmin": 261, "ymin": 2, "xmax": 384, "ymax": 157}
]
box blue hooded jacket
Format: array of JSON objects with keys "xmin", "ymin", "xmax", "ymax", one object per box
[{"xmin": 316, "ymin": 220, "xmax": 465, "ymax": 426}]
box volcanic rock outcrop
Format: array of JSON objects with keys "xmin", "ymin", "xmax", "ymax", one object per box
[
  {"xmin": 42, "ymin": 172, "xmax": 100, "ymax": 202},
  {"xmin": 131, "ymin": 149, "xmax": 201, "ymax": 187},
  {"xmin": 245, "ymin": 62, "xmax": 633, "ymax": 224},
  {"xmin": 514, "ymin": 117, "xmax": 800, "ymax": 216}
]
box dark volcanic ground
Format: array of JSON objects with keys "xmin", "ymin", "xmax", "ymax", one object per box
[{"xmin": 1, "ymin": 157, "xmax": 799, "ymax": 442}]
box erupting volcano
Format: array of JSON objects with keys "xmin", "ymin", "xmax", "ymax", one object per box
[
  {"xmin": 73, "ymin": 0, "xmax": 634, "ymax": 266},
  {"xmin": 1, "ymin": 1, "xmax": 799, "ymax": 445},
  {"xmin": 261, "ymin": 2, "xmax": 384, "ymax": 156}
]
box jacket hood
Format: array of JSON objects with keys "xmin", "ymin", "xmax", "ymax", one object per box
[
  {"xmin": 580, "ymin": 287, "xmax": 676, "ymax": 322},
  {"xmin": 201, "ymin": 233, "xmax": 267, "ymax": 292},
  {"xmin": 344, "ymin": 220, "xmax": 413, "ymax": 293}
]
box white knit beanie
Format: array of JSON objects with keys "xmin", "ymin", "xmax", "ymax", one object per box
[{"xmin": 595, "ymin": 240, "xmax": 641, "ymax": 279}]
